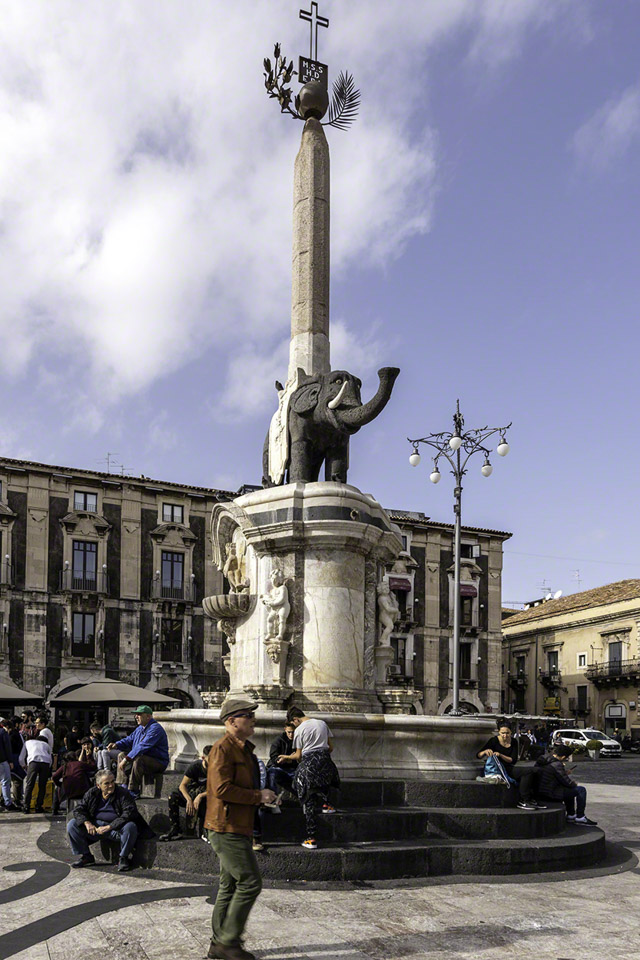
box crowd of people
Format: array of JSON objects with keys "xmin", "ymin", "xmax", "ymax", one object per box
[{"xmin": 0, "ymin": 703, "xmax": 601, "ymax": 960}]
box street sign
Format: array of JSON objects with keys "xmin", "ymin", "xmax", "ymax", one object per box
[{"xmin": 298, "ymin": 56, "xmax": 328, "ymax": 88}]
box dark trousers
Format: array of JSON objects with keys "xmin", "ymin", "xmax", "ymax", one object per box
[
  {"xmin": 512, "ymin": 769, "xmax": 535, "ymax": 802},
  {"xmin": 116, "ymin": 752, "xmax": 165, "ymax": 794},
  {"xmin": 23, "ymin": 761, "xmax": 51, "ymax": 811},
  {"xmin": 561, "ymin": 785, "xmax": 587, "ymax": 817},
  {"xmin": 209, "ymin": 831, "xmax": 262, "ymax": 948},
  {"xmin": 67, "ymin": 817, "xmax": 138, "ymax": 859},
  {"xmin": 168, "ymin": 788, "xmax": 206, "ymax": 833},
  {"xmin": 267, "ymin": 766, "xmax": 295, "ymax": 794}
]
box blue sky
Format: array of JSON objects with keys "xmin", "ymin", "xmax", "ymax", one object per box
[{"xmin": 1, "ymin": 1, "xmax": 639, "ymax": 605}]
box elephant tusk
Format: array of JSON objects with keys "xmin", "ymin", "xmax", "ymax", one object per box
[{"xmin": 327, "ymin": 381, "xmax": 349, "ymax": 410}]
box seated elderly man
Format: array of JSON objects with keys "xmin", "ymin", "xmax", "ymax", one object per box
[
  {"xmin": 108, "ymin": 705, "xmax": 169, "ymax": 799},
  {"xmin": 67, "ymin": 769, "xmax": 139, "ymax": 871}
]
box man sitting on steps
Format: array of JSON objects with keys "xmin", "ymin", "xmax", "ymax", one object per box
[
  {"xmin": 67, "ymin": 769, "xmax": 142, "ymax": 872},
  {"xmin": 160, "ymin": 744, "xmax": 212, "ymax": 841},
  {"xmin": 109, "ymin": 705, "xmax": 169, "ymax": 799}
]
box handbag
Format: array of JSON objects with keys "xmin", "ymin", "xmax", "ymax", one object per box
[{"xmin": 483, "ymin": 754, "xmax": 516, "ymax": 786}]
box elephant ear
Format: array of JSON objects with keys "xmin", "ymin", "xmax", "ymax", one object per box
[{"xmin": 291, "ymin": 380, "xmax": 321, "ymax": 414}]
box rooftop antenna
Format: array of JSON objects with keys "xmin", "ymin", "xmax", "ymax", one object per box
[
  {"xmin": 118, "ymin": 464, "xmax": 133, "ymax": 477},
  {"xmin": 572, "ymin": 569, "xmax": 582, "ymax": 591},
  {"xmin": 97, "ymin": 452, "xmax": 119, "ymax": 473},
  {"xmin": 537, "ymin": 578, "xmax": 551, "ymax": 596}
]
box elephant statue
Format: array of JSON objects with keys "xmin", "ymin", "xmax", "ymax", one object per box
[{"xmin": 263, "ymin": 366, "xmax": 400, "ymax": 485}]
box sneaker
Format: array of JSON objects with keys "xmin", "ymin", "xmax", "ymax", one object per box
[
  {"xmin": 117, "ymin": 858, "xmax": 132, "ymax": 872},
  {"xmin": 211, "ymin": 944, "xmax": 256, "ymax": 960},
  {"xmin": 71, "ymin": 854, "xmax": 96, "ymax": 869},
  {"xmin": 252, "ymin": 839, "xmax": 264, "ymax": 852},
  {"xmin": 301, "ymin": 838, "xmax": 317, "ymax": 849},
  {"xmin": 321, "ymin": 803, "xmax": 336, "ymax": 814},
  {"xmin": 531, "ymin": 800, "xmax": 547, "ymax": 809},
  {"xmin": 517, "ymin": 801, "xmax": 536, "ymax": 810},
  {"xmin": 575, "ymin": 816, "xmax": 598, "ymax": 826},
  {"xmin": 201, "ymin": 833, "xmax": 210, "ymax": 844},
  {"xmin": 159, "ymin": 826, "xmax": 183, "ymax": 842},
  {"xmin": 566, "ymin": 814, "xmax": 577, "ymax": 822}
]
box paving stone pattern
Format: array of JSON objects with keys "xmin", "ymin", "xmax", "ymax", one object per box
[{"xmin": 0, "ymin": 772, "xmax": 638, "ymax": 960}]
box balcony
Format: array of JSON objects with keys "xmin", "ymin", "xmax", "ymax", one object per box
[
  {"xmin": 507, "ymin": 671, "xmax": 528, "ymax": 689},
  {"xmin": 0, "ymin": 560, "xmax": 12, "ymax": 586},
  {"xmin": 59, "ymin": 570, "xmax": 108, "ymax": 594},
  {"xmin": 568, "ymin": 697, "xmax": 591, "ymax": 716},
  {"xmin": 151, "ymin": 579, "xmax": 196, "ymax": 602},
  {"xmin": 539, "ymin": 669, "xmax": 562, "ymax": 689},
  {"xmin": 585, "ymin": 658, "xmax": 640, "ymax": 688}
]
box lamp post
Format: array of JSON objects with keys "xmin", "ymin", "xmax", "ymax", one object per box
[{"xmin": 408, "ymin": 400, "xmax": 511, "ymax": 716}]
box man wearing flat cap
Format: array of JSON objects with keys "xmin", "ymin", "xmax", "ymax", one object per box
[
  {"xmin": 205, "ymin": 697, "xmax": 276, "ymax": 960},
  {"xmin": 108, "ymin": 706, "xmax": 169, "ymax": 800}
]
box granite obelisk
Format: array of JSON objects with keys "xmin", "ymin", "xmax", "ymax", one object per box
[{"xmin": 289, "ymin": 117, "xmax": 330, "ymax": 379}]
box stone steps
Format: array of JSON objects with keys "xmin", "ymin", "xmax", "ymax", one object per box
[
  {"xmin": 142, "ymin": 827, "xmax": 606, "ymax": 881},
  {"xmin": 141, "ymin": 800, "xmax": 566, "ymax": 843}
]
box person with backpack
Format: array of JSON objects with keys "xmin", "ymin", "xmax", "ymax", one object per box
[
  {"xmin": 535, "ymin": 743, "xmax": 598, "ymax": 825},
  {"xmin": 477, "ymin": 723, "xmax": 541, "ymax": 810}
]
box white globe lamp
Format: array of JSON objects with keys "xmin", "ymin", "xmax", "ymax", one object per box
[
  {"xmin": 409, "ymin": 451, "xmax": 421, "ymax": 467},
  {"xmin": 430, "ymin": 468, "xmax": 441, "ymax": 484},
  {"xmin": 449, "ymin": 434, "xmax": 462, "ymax": 451},
  {"xmin": 481, "ymin": 460, "xmax": 493, "ymax": 478},
  {"xmin": 497, "ymin": 438, "xmax": 510, "ymax": 457}
]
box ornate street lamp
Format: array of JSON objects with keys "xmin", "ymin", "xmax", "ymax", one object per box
[{"xmin": 408, "ymin": 400, "xmax": 511, "ymax": 715}]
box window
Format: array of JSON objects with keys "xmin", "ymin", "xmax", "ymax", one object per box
[
  {"xmin": 461, "ymin": 596, "xmax": 474, "ymax": 627},
  {"xmin": 577, "ymin": 653, "xmax": 586, "ymax": 668},
  {"xmin": 515, "ymin": 654, "xmax": 526, "ymax": 676},
  {"xmin": 460, "ymin": 543, "xmax": 480, "ymax": 559},
  {"xmin": 576, "ymin": 685, "xmax": 588, "ymax": 710},
  {"xmin": 160, "ymin": 619, "xmax": 183, "ymax": 662},
  {"xmin": 459, "ymin": 642, "xmax": 472, "ymax": 680},
  {"xmin": 74, "ymin": 491, "xmax": 97, "ymax": 513},
  {"xmin": 401, "ymin": 535, "xmax": 408, "ymax": 551},
  {"xmin": 72, "ymin": 541, "xmax": 97, "ymax": 589},
  {"xmin": 514, "ymin": 688, "xmax": 526, "ymax": 712},
  {"xmin": 72, "ymin": 612, "xmax": 95, "ymax": 657},
  {"xmin": 162, "ymin": 503, "xmax": 184, "ymax": 524},
  {"xmin": 547, "ymin": 650, "xmax": 559, "ymax": 673},
  {"xmin": 608, "ymin": 641, "xmax": 622, "ymax": 665},
  {"xmin": 161, "ymin": 551, "xmax": 184, "ymax": 599}
]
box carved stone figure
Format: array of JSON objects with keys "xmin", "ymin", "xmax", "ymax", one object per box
[
  {"xmin": 377, "ymin": 581, "xmax": 400, "ymax": 647},
  {"xmin": 261, "ymin": 566, "xmax": 290, "ymax": 642},
  {"xmin": 263, "ymin": 366, "xmax": 400, "ymax": 485},
  {"xmin": 222, "ymin": 541, "xmax": 248, "ymax": 593}
]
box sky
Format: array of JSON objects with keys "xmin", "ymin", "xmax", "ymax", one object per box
[{"xmin": 1, "ymin": 1, "xmax": 639, "ymax": 606}]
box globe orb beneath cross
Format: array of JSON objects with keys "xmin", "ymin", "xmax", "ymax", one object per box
[{"xmin": 297, "ymin": 80, "xmax": 329, "ymax": 120}]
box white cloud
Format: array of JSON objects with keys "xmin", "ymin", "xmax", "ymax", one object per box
[
  {"xmin": 0, "ymin": 0, "xmax": 575, "ymax": 416},
  {"xmin": 572, "ymin": 82, "xmax": 640, "ymax": 172}
]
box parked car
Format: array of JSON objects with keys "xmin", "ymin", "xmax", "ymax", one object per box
[{"xmin": 551, "ymin": 728, "xmax": 622, "ymax": 757}]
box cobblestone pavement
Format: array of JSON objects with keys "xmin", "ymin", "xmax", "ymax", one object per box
[{"xmin": 0, "ymin": 776, "xmax": 638, "ymax": 960}]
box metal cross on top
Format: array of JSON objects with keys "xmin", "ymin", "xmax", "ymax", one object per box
[{"xmin": 300, "ymin": 2, "xmax": 329, "ymax": 62}]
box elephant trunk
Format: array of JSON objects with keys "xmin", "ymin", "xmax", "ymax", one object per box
[{"xmin": 338, "ymin": 367, "xmax": 400, "ymax": 432}]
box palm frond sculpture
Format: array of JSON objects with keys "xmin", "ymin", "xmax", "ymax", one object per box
[{"xmin": 324, "ymin": 71, "xmax": 360, "ymax": 130}]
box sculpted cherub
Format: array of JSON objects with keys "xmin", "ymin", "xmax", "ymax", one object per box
[
  {"xmin": 377, "ymin": 581, "xmax": 400, "ymax": 647},
  {"xmin": 222, "ymin": 540, "xmax": 248, "ymax": 593},
  {"xmin": 261, "ymin": 566, "xmax": 290, "ymax": 643}
]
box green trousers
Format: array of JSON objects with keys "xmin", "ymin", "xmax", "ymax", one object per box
[{"xmin": 209, "ymin": 831, "xmax": 263, "ymax": 947}]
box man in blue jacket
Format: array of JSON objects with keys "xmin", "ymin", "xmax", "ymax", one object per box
[{"xmin": 109, "ymin": 705, "xmax": 169, "ymax": 799}]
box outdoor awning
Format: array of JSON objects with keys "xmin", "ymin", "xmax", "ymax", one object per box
[
  {"xmin": 389, "ymin": 577, "xmax": 411, "ymax": 592},
  {"xmin": 460, "ymin": 583, "xmax": 478, "ymax": 597},
  {"xmin": 0, "ymin": 680, "xmax": 43, "ymax": 705},
  {"xmin": 48, "ymin": 679, "xmax": 180, "ymax": 708}
]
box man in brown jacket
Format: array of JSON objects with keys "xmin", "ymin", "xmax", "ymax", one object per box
[{"xmin": 205, "ymin": 697, "xmax": 276, "ymax": 960}]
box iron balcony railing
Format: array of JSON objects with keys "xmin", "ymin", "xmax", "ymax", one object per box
[
  {"xmin": 508, "ymin": 671, "xmax": 528, "ymax": 689},
  {"xmin": 0, "ymin": 560, "xmax": 13, "ymax": 586},
  {"xmin": 59, "ymin": 570, "xmax": 108, "ymax": 593},
  {"xmin": 539, "ymin": 669, "xmax": 562, "ymax": 688},
  {"xmin": 585, "ymin": 658, "xmax": 640, "ymax": 682},
  {"xmin": 568, "ymin": 697, "xmax": 591, "ymax": 714},
  {"xmin": 151, "ymin": 579, "xmax": 196, "ymax": 602}
]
